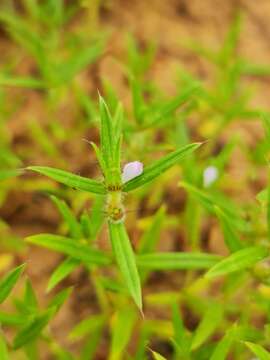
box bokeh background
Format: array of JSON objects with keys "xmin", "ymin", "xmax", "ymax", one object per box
[{"xmin": 1, "ymin": 1, "xmax": 270, "ymax": 359}]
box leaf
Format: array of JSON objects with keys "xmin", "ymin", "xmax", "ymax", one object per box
[
  {"xmin": 55, "ymin": 41, "xmax": 104, "ymax": 85},
  {"xmin": 210, "ymin": 327, "xmax": 236, "ymax": 360},
  {"xmin": 171, "ymin": 303, "xmax": 190, "ymax": 358},
  {"xmin": 214, "ymin": 206, "xmax": 243, "ymax": 252},
  {"xmin": 47, "ymin": 257, "xmax": 79, "ymax": 292},
  {"xmin": 26, "ymin": 234, "xmax": 111, "ymax": 266},
  {"xmin": 99, "ymin": 96, "xmax": 122, "ymax": 184},
  {"xmin": 123, "ymin": 143, "xmax": 201, "ymax": 192},
  {"xmin": 137, "ymin": 252, "xmax": 221, "ymax": 270},
  {"xmin": 69, "ymin": 314, "xmax": 105, "ymax": 341},
  {"xmin": 0, "ymin": 264, "xmax": 25, "ymax": 304},
  {"xmin": 109, "ymin": 306, "xmax": 137, "ymax": 359},
  {"xmin": 87, "ymin": 195, "xmax": 105, "ymax": 241},
  {"xmin": 0, "ymin": 169, "xmax": 22, "ymax": 181},
  {"xmin": 51, "ymin": 196, "xmax": 82, "ymax": 239},
  {"xmin": 13, "ymin": 310, "xmax": 52, "ymax": 349},
  {"xmin": 27, "ymin": 166, "xmax": 106, "ymax": 194},
  {"xmin": 99, "ymin": 96, "xmax": 114, "ymax": 168},
  {"xmin": 147, "ymin": 84, "xmax": 200, "ymax": 126},
  {"xmin": 150, "ymin": 350, "xmax": 167, "ymax": 360},
  {"xmin": 24, "ymin": 279, "xmax": 38, "ymax": 310},
  {"xmin": 138, "ymin": 206, "xmax": 166, "ymax": 254},
  {"xmin": 0, "ymin": 75, "xmax": 45, "ymax": 89},
  {"xmin": 0, "ymin": 332, "xmax": 10, "ymax": 360},
  {"xmin": 191, "ymin": 302, "xmax": 223, "ymax": 350},
  {"xmin": 48, "ymin": 287, "xmax": 73, "ymax": 314},
  {"xmin": 108, "ymin": 222, "xmax": 142, "ymax": 310},
  {"xmin": 245, "ymin": 342, "xmax": 270, "ymax": 360},
  {"xmin": 205, "ymin": 246, "xmax": 269, "ymax": 279},
  {"xmin": 0, "ymin": 312, "xmax": 29, "ymax": 326}
]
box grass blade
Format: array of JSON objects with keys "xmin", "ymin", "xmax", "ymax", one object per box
[
  {"xmin": 109, "ymin": 306, "xmax": 137, "ymax": 360},
  {"xmin": 0, "ymin": 169, "xmax": 22, "ymax": 181},
  {"xmin": 51, "ymin": 196, "xmax": 82, "ymax": 239},
  {"xmin": 27, "ymin": 166, "xmax": 106, "ymax": 194},
  {"xmin": 0, "ymin": 312, "xmax": 29, "ymax": 326},
  {"xmin": 245, "ymin": 342, "xmax": 270, "ymax": 360},
  {"xmin": 210, "ymin": 327, "xmax": 236, "ymax": 360},
  {"xmin": 0, "ymin": 264, "xmax": 25, "ymax": 304},
  {"xmin": 13, "ymin": 310, "xmax": 52, "ymax": 349},
  {"xmin": 191, "ymin": 302, "xmax": 223, "ymax": 350},
  {"xmin": 99, "ymin": 96, "xmax": 113, "ymax": 168},
  {"xmin": 150, "ymin": 350, "xmax": 167, "ymax": 360},
  {"xmin": 0, "ymin": 332, "xmax": 10, "ymax": 360},
  {"xmin": 137, "ymin": 252, "xmax": 221, "ymax": 270},
  {"xmin": 108, "ymin": 223, "xmax": 142, "ymax": 310},
  {"xmin": 47, "ymin": 257, "xmax": 79, "ymax": 292},
  {"xmin": 123, "ymin": 143, "xmax": 201, "ymax": 192},
  {"xmin": 26, "ymin": 234, "xmax": 111, "ymax": 266},
  {"xmin": 205, "ymin": 246, "xmax": 269, "ymax": 279}
]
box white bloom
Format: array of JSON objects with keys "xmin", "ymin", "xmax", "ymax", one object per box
[
  {"xmin": 122, "ymin": 161, "xmax": 143, "ymax": 183},
  {"xmin": 203, "ymin": 165, "xmax": 218, "ymax": 187}
]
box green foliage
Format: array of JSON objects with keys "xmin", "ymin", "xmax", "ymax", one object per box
[
  {"xmin": 205, "ymin": 246, "xmax": 269, "ymax": 278},
  {"xmin": 245, "ymin": 342, "xmax": 270, "ymax": 360},
  {"xmin": 0, "ymin": 264, "xmax": 25, "ymax": 304},
  {"xmin": 109, "ymin": 222, "xmax": 142, "ymax": 310},
  {"xmin": 123, "ymin": 143, "xmax": 201, "ymax": 192},
  {"xmin": 26, "ymin": 234, "xmax": 111, "ymax": 266}
]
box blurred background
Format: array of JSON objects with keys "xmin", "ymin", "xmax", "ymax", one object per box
[{"xmin": 1, "ymin": 1, "xmax": 270, "ymax": 359}]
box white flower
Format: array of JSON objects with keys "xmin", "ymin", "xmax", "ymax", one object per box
[
  {"xmin": 203, "ymin": 165, "xmax": 218, "ymax": 187},
  {"xmin": 122, "ymin": 161, "xmax": 143, "ymax": 183}
]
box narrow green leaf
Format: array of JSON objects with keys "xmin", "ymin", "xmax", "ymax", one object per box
[
  {"xmin": 138, "ymin": 206, "xmax": 166, "ymax": 254},
  {"xmin": 137, "ymin": 252, "xmax": 221, "ymax": 270},
  {"xmin": 51, "ymin": 196, "xmax": 82, "ymax": 239},
  {"xmin": 26, "ymin": 234, "xmax": 111, "ymax": 266},
  {"xmin": 210, "ymin": 327, "xmax": 236, "ymax": 360},
  {"xmin": 24, "ymin": 279, "xmax": 38, "ymax": 310},
  {"xmin": 245, "ymin": 342, "xmax": 270, "ymax": 360},
  {"xmin": 172, "ymin": 303, "xmax": 191, "ymax": 358},
  {"xmin": 48, "ymin": 287, "xmax": 73, "ymax": 314},
  {"xmin": 191, "ymin": 302, "xmax": 223, "ymax": 350},
  {"xmin": 69, "ymin": 314, "xmax": 105, "ymax": 341},
  {"xmin": 205, "ymin": 246, "xmax": 269, "ymax": 279},
  {"xmin": 109, "ymin": 306, "xmax": 137, "ymax": 359},
  {"xmin": 27, "ymin": 166, "xmax": 106, "ymax": 194},
  {"xmin": 99, "ymin": 96, "xmax": 113, "ymax": 167},
  {"xmin": 0, "ymin": 332, "xmax": 9, "ymax": 360},
  {"xmin": 47, "ymin": 257, "xmax": 79, "ymax": 292},
  {"xmin": 150, "ymin": 350, "xmax": 167, "ymax": 360},
  {"xmin": 88, "ymin": 196, "xmax": 105, "ymax": 241},
  {"xmin": 0, "ymin": 312, "xmax": 29, "ymax": 326},
  {"xmin": 0, "ymin": 75, "xmax": 45, "ymax": 89},
  {"xmin": 0, "ymin": 264, "xmax": 25, "ymax": 304},
  {"xmin": 56, "ymin": 42, "xmax": 103, "ymax": 84},
  {"xmin": 90, "ymin": 142, "xmax": 107, "ymax": 179},
  {"xmin": 108, "ymin": 223, "xmax": 142, "ymax": 310},
  {"xmin": 147, "ymin": 84, "xmax": 200, "ymax": 126},
  {"xmin": 123, "ymin": 143, "xmax": 201, "ymax": 192},
  {"xmin": 0, "ymin": 169, "xmax": 22, "ymax": 181},
  {"xmin": 13, "ymin": 310, "xmax": 52, "ymax": 349},
  {"xmin": 214, "ymin": 206, "xmax": 243, "ymax": 252}
]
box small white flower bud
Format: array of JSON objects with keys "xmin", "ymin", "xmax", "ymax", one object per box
[
  {"xmin": 203, "ymin": 166, "xmax": 218, "ymax": 188},
  {"xmin": 122, "ymin": 161, "xmax": 143, "ymax": 183}
]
